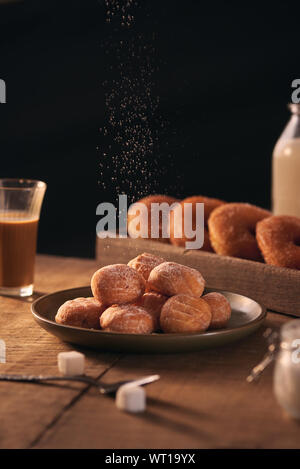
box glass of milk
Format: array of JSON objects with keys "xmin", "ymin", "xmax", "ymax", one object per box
[{"xmin": 272, "ymin": 103, "xmax": 300, "ymax": 217}]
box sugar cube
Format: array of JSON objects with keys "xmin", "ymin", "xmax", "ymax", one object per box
[
  {"xmin": 58, "ymin": 351, "xmax": 85, "ymax": 376},
  {"xmin": 116, "ymin": 384, "xmax": 146, "ymax": 413}
]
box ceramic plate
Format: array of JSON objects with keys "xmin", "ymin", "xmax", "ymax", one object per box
[{"xmin": 31, "ymin": 286, "xmax": 266, "ymax": 353}]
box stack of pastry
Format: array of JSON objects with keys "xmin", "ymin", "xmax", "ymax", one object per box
[
  {"xmin": 55, "ymin": 252, "xmax": 231, "ymax": 335},
  {"xmin": 127, "ymin": 195, "xmax": 300, "ymax": 270}
]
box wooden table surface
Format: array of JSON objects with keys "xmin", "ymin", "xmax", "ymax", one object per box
[{"xmin": 0, "ymin": 254, "xmax": 299, "ymax": 449}]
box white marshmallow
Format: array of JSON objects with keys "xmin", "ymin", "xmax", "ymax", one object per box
[
  {"xmin": 116, "ymin": 384, "xmax": 146, "ymax": 413},
  {"xmin": 58, "ymin": 351, "xmax": 85, "ymax": 376}
]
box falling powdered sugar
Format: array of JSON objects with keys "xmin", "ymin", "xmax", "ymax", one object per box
[{"xmin": 98, "ymin": 0, "xmax": 179, "ymax": 204}]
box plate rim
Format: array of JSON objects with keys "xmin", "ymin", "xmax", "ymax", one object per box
[{"xmin": 31, "ymin": 285, "xmax": 267, "ymax": 339}]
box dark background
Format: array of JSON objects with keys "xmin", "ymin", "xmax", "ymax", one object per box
[{"xmin": 0, "ymin": 0, "xmax": 298, "ymax": 258}]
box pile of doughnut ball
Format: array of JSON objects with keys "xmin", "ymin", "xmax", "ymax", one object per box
[
  {"xmin": 127, "ymin": 195, "xmax": 300, "ymax": 270},
  {"xmin": 55, "ymin": 252, "xmax": 231, "ymax": 334}
]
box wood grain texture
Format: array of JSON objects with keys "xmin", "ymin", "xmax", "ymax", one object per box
[
  {"xmin": 1, "ymin": 254, "xmax": 300, "ymax": 449},
  {"xmin": 34, "ymin": 312, "xmax": 300, "ymax": 449},
  {"xmin": 0, "ymin": 255, "xmax": 120, "ymax": 449},
  {"xmin": 96, "ymin": 237, "xmax": 300, "ymax": 315}
]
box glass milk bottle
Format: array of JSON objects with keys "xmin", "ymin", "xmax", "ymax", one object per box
[
  {"xmin": 272, "ymin": 103, "xmax": 300, "ymax": 217},
  {"xmin": 273, "ymin": 320, "xmax": 300, "ymax": 419}
]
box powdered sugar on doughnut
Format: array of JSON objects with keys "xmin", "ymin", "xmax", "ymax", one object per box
[
  {"xmin": 256, "ymin": 215, "xmax": 300, "ymax": 269},
  {"xmin": 202, "ymin": 292, "xmax": 231, "ymax": 329},
  {"xmin": 91, "ymin": 264, "xmax": 146, "ymax": 305},
  {"xmin": 208, "ymin": 202, "xmax": 270, "ymax": 261},
  {"xmin": 55, "ymin": 297, "xmax": 105, "ymax": 329},
  {"xmin": 148, "ymin": 262, "xmax": 205, "ymax": 297},
  {"xmin": 100, "ymin": 304, "xmax": 155, "ymax": 334},
  {"xmin": 140, "ymin": 291, "xmax": 167, "ymax": 330},
  {"xmin": 160, "ymin": 294, "xmax": 212, "ymax": 333},
  {"xmin": 128, "ymin": 252, "xmax": 165, "ymax": 281}
]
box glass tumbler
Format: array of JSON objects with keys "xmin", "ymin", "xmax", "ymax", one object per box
[{"xmin": 0, "ymin": 179, "xmax": 46, "ymax": 297}]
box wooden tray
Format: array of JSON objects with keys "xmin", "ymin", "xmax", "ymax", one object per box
[{"xmin": 96, "ymin": 237, "xmax": 300, "ymax": 316}]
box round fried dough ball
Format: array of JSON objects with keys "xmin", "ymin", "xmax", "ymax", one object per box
[
  {"xmin": 202, "ymin": 292, "xmax": 231, "ymax": 329},
  {"xmin": 100, "ymin": 304, "xmax": 155, "ymax": 334},
  {"xmin": 55, "ymin": 297, "xmax": 105, "ymax": 329},
  {"xmin": 160, "ymin": 294, "xmax": 212, "ymax": 333},
  {"xmin": 148, "ymin": 261, "xmax": 205, "ymax": 297},
  {"xmin": 91, "ymin": 264, "xmax": 145, "ymax": 305}
]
